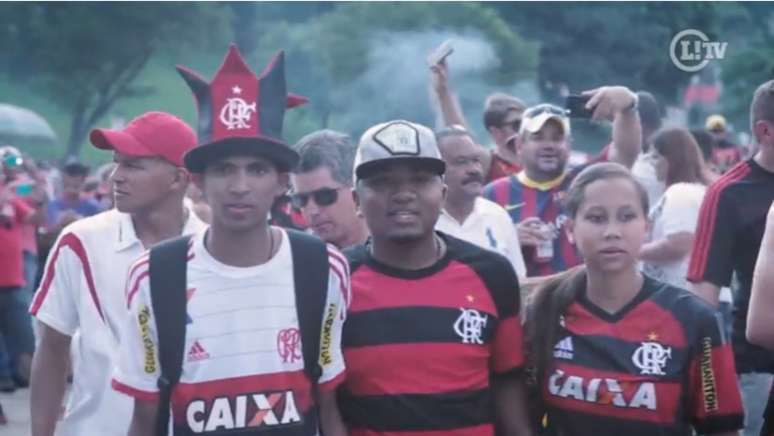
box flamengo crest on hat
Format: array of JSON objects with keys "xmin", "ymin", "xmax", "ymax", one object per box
[
  {"xmin": 373, "ymin": 122, "xmax": 421, "ymax": 156},
  {"xmin": 175, "ymin": 43, "xmax": 308, "ymax": 148}
]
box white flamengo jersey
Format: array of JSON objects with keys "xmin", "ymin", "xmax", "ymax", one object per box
[
  {"xmin": 112, "ymin": 227, "xmax": 350, "ymax": 436},
  {"xmin": 30, "ymin": 207, "xmax": 206, "ymax": 436}
]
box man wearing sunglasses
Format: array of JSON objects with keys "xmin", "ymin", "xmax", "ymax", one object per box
[
  {"xmin": 484, "ymin": 86, "xmax": 641, "ymax": 277},
  {"xmin": 291, "ymin": 130, "xmax": 368, "ymax": 249}
]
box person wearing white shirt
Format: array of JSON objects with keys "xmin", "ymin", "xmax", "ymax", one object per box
[
  {"xmin": 29, "ymin": 112, "xmax": 206, "ymax": 436},
  {"xmin": 434, "ymin": 125, "xmax": 527, "ymax": 278}
]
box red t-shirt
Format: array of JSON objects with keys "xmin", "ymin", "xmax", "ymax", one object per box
[
  {"xmin": 0, "ymin": 196, "xmax": 33, "ymax": 287},
  {"xmin": 486, "ymin": 150, "xmax": 522, "ymax": 184}
]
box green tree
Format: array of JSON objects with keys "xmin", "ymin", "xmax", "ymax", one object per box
[
  {"xmin": 245, "ymin": 2, "xmax": 538, "ymax": 140},
  {"xmin": 491, "ymin": 2, "xmax": 721, "ymax": 105},
  {"xmin": 0, "ymin": 3, "xmax": 232, "ymax": 159}
]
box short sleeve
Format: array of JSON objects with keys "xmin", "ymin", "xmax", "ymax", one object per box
[
  {"xmin": 476, "ymin": 252, "xmax": 524, "ymax": 374},
  {"xmin": 687, "ymin": 310, "xmax": 744, "ymax": 434},
  {"xmin": 29, "ymin": 231, "xmax": 83, "ymax": 336},
  {"xmin": 318, "ymin": 246, "xmax": 350, "ymax": 392},
  {"xmin": 687, "ymin": 185, "xmax": 736, "ymax": 287},
  {"xmin": 111, "ymin": 256, "xmax": 161, "ymax": 402},
  {"xmin": 660, "ymin": 185, "xmax": 703, "ymax": 237}
]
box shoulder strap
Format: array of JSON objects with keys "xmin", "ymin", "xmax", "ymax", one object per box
[
  {"xmin": 149, "ymin": 235, "xmax": 192, "ymax": 436},
  {"xmin": 286, "ymin": 229, "xmax": 329, "ymax": 385}
]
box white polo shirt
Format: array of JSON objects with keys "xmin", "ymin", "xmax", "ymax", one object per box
[
  {"xmin": 436, "ymin": 197, "xmax": 527, "ymax": 278},
  {"xmin": 30, "ymin": 207, "xmax": 205, "ymax": 436},
  {"xmin": 112, "ymin": 228, "xmax": 349, "ymax": 435}
]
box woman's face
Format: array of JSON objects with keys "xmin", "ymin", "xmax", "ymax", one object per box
[{"xmin": 568, "ymin": 177, "xmax": 649, "ymax": 273}]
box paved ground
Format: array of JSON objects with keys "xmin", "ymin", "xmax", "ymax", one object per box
[{"xmin": 1, "ymin": 388, "xmax": 30, "ymax": 436}]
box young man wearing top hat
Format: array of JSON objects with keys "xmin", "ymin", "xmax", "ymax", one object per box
[
  {"xmin": 29, "ymin": 111, "xmax": 206, "ymax": 436},
  {"xmin": 338, "ymin": 120, "xmax": 531, "ymax": 435},
  {"xmin": 112, "ymin": 45, "xmax": 350, "ymax": 436}
]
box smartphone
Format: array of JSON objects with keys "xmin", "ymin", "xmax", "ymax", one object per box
[
  {"xmin": 427, "ymin": 40, "xmax": 454, "ymax": 67},
  {"xmin": 565, "ymin": 94, "xmax": 594, "ymax": 119}
]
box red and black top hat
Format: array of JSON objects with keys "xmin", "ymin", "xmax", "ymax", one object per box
[{"xmin": 177, "ymin": 44, "xmax": 307, "ymax": 172}]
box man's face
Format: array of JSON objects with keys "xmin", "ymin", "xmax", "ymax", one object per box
[
  {"xmin": 355, "ymin": 161, "xmax": 445, "ymax": 243},
  {"xmin": 290, "ymin": 166, "xmax": 359, "ymax": 247},
  {"xmin": 489, "ymin": 110, "xmax": 521, "ymax": 149},
  {"xmin": 111, "ymin": 152, "xmax": 182, "ymax": 214},
  {"xmin": 61, "ymin": 173, "xmax": 87, "ymax": 200},
  {"xmin": 438, "ymin": 135, "xmax": 484, "ymax": 203},
  {"xmin": 519, "ymin": 120, "xmax": 570, "ymax": 178},
  {"xmin": 194, "ymin": 154, "xmax": 287, "ymax": 233}
]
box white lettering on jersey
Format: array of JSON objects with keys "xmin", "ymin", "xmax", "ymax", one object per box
[
  {"xmin": 186, "ymin": 390, "xmax": 301, "ymax": 432},
  {"xmin": 548, "ymin": 370, "xmax": 657, "ymax": 410}
]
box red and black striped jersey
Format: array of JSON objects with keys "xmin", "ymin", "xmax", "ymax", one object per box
[
  {"xmin": 688, "ymin": 158, "xmax": 774, "ymax": 373},
  {"xmin": 339, "ymin": 233, "xmax": 524, "ymax": 436},
  {"xmin": 541, "ymin": 275, "xmax": 743, "ymax": 436}
]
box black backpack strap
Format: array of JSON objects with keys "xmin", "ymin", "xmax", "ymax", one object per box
[
  {"xmin": 287, "ymin": 229, "xmax": 330, "ymax": 387},
  {"xmin": 148, "ymin": 235, "xmax": 192, "ymax": 436}
]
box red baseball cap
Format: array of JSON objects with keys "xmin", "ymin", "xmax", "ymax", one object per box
[{"xmin": 89, "ymin": 112, "xmax": 197, "ymax": 167}]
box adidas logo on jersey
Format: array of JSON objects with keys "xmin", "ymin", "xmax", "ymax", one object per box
[
  {"xmin": 554, "ymin": 336, "xmax": 574, "ymax": 360},
  {"xmin": 188, "ymin": 341, "xmax": 210, "ymax": 362}
]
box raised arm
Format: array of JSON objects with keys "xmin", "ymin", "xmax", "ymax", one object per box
[
  {"xmin": 429, "ymin": 60, "xmax": 469, "ymax": 129},
  {"xmin": 584, "ymin": 86, "xmax": 641, "ymax": 168}
]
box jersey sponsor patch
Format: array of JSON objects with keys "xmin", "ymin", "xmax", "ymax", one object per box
[
  {"xmin": 548, "ymin": 369, "xmax": 657, "ymax": 411},
  {"xmin": 138, "ymin": 305, "xmax": 156, "ymax": 374},
  {"xmin": 320, "ymin": 303, "xmax": 337, "ymax": 366},
  {"xmin": 186, "ymin": 390, "xmax": 301, "ymax": 432},
  {"xmin": 700, "ymin": 336, "xmax": 719, "ymax": 412}
]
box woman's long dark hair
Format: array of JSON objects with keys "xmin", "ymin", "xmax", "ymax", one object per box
[
  {"xmin": 652, "ymin": 127, "xmax": 712, "ymax": 187},
  {"xmin": 525, "ymin": 162, "xmax": 649, "ymax": 392}
]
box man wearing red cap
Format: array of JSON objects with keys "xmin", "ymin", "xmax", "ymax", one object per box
[
  {"xmin": 29, "ymin": 111, "xmax": 206, "ymax": 436},
  {"xmin": 113, "ymin": 46, "xmax": 349, "ymax": 436}
]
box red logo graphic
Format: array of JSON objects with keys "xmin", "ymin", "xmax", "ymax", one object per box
[
  {"xmin": 188, "ymin": 341, "xmax": 210, "ymax": 362},
  {"xmin": 277, "ymin": 328, "xmax": 301, "ymax": 363}
]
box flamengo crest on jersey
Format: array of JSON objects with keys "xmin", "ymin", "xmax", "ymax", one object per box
[{"xmin": 453, "ymin": 308, "xmax": 488, "ymax": 344}]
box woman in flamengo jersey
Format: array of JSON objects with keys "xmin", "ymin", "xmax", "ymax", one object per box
[{"xmin": 524, "ymin": 162, "xmax": 743, "ymax": 436}]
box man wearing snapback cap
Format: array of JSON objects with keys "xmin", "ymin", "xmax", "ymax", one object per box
[
  {"xmin": 484, "ymin": 86, "xmax": 641, "ymax": 277},
  {"xmin": 338, "ymin": 120, "xmax": 531, "ymax": 435},
  {"xmin": 29, "ymin": 111, "xmax": 206, "ymax": 436}
]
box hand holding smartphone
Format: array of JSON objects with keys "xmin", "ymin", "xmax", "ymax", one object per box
[{"xmin": 565, "ymin": 94, "xmax": 593, "ymax": 119}]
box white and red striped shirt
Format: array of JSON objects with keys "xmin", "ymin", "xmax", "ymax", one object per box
[
  {"xmin": 30, "ymin": 207, "xmax": 206, "ymax": 436},
  {"xmin": 112, "ymin": 227, "xmax": 350, "ymax": 435}
]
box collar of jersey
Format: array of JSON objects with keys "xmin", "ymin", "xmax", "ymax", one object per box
[
  {"xmin": 517, "ymin": 171, "xmax": 566, "ymax": 191},
  {"xmin": 364, "ymin": 232, "xmax": 454, "ymax": 280}
]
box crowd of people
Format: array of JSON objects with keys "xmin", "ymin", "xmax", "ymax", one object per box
[{"xmin": 0, "ymin": 42, "xmax": 771, "ymax": 436}]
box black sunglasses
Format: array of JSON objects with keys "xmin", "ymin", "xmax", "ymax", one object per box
[{"xmin": 290, "ymin": 187, "xmax": 344, "ymax": 209}]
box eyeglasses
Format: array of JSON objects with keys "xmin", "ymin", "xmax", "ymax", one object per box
[
  {"xmin": 290, "ymin": 187, "xmax": 344, "ymax": 209},
  {"xmin": 523, "ymin": 104, "xmax": 568, "ymax": 119}
]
